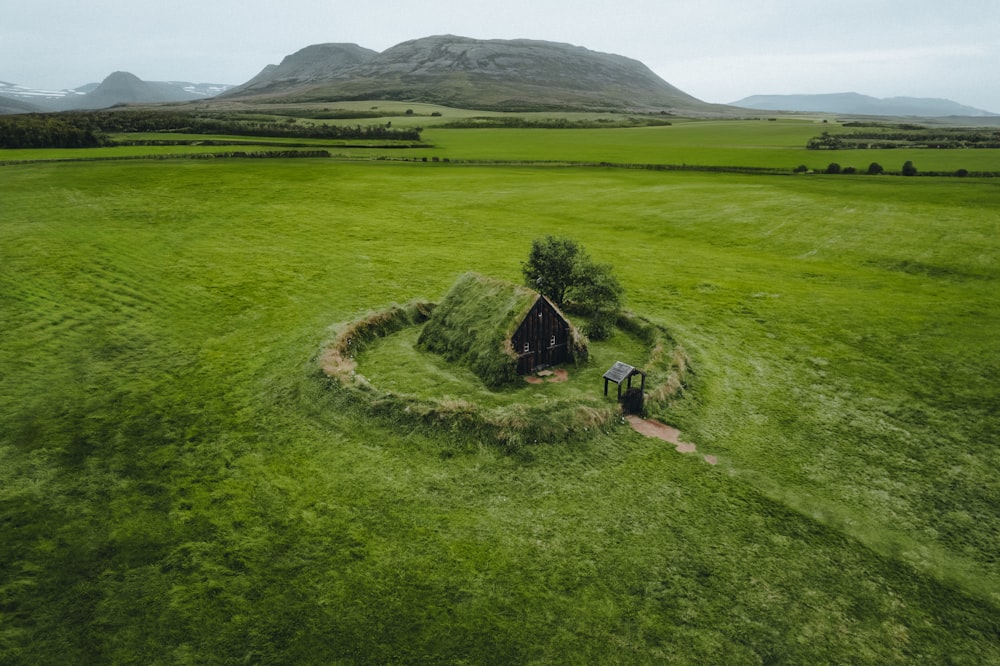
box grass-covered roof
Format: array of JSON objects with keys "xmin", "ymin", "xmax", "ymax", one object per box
[{"xmin": 418, "ymin": 272, "xmax": 582, "ymax": 386}]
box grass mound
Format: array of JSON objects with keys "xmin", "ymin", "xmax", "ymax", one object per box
[
  {"xmin": 318, "ymin": 299, "xmax": 689, "ymax": 449},
  {"xmin": 417, "ymin": 272, "xmax": 587, "ymax": 386}
]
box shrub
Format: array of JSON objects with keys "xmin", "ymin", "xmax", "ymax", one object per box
[
  {"xmin": 826, "ymin": 163, "xmax": 842, "ymax": 174},
  {"xmin": 867, "ymin": 162, "xmax": 884, "ymax": 175},
  {"xmin": 902, "ymin": 160, "xmax": 918, "ymax": 176}
]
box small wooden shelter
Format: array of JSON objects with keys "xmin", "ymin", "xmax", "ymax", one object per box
[
  {"xmin": 603, "ymin": 361, "xmax": 646, "ymax": 399},
  {"xmin": 603, "ymin": 361, "xmax": 647, "ymax": 414},
  {"xmin": 418, "ymin": 272, "xmax": 588, "ymax": 386}
]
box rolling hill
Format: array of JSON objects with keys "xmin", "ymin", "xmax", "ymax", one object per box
[{"xmin": 221, "ymin": 35, "xmax": 720, "ymax": 113}]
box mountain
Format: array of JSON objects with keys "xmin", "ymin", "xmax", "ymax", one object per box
[
  {"xmin": 0, "ymin": 81, "xmax": 76, "ymax": 113},
  {"xmin": 0, "ymin": 75, "xmax": 232, "ymax": 113},
  {"xmin": 234, "ymin": 42, "xmax": 379, "ymax": 92},
  {"xmin": 730, "ymin": 92, "xmax": 997, "ymax": 117},
  {"xmin": 222, "ymin": 35, "xmax": 717, "ymax": 112},
  {"xmin": 0, "ymin": 85, "xmax": 44, "ymax": 114},
  {"xmin": 63, "ymin": 72, "xmax": 229, "ymax": 110}
]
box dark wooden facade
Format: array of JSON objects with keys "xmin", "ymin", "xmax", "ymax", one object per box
[{"xmin": 511, "ymin": 297, "xmax": 571, "ymax": 375}]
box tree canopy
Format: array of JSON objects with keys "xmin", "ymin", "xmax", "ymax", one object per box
[
  {"xmin": 521, "ymin": 236, "xmax": 580, "ymax": 308},
  {"xmin": 521, "ymin": 236, "xmax": 624, "ymax": 339}
]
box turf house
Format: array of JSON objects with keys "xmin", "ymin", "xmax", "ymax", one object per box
[{"xmin": 417, "ymin": 272, "xmax": 588, "ymax": 385}]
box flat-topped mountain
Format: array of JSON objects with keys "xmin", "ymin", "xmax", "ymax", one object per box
[
  {"xmin": 730, "ymin": 92, "xmax": 997, "ymax": 117},
  {"xmin": 222, "ymin": 35, "xmax": 717, "ymax": 112}
]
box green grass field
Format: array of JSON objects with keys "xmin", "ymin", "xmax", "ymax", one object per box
[
  {"xmin": 2, "ymin": 116, "xmax": 999, "ymax": 663},
  {"xmin": 6, "ymin": 115, "xmax": 1000, "ymax": 174}
]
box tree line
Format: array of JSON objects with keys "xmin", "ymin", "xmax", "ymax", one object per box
[
  {"xmin": 0, "ymin": 110, "xmax": 423, "ymax": 148},
  {"xmin": 807, "ymin": 128, "xmax": 1000, "ymax": 150},
  {"xmin": 439, "ymin": 116, "xmax": 672, "ymax": 129}
]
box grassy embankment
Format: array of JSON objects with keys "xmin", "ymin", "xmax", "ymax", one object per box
[{"xmin": 1, "ymin": 119, "xmax": 999, "ymax": 662}]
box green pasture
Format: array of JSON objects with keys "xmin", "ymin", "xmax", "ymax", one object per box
[
  {"xmin": 6, "ymin": 113, "xmax": 1000, "ymax": 174},
  {"xmin": 418, "ymin": 121, "xmax": 1000, "ymax": 172},
  {"xmin": 1, "ymin": 129, "xmax": 999, "ymax": 662}
]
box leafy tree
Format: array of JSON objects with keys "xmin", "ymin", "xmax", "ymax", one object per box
[
  {"xmin": 522, "ymin": 236, "xmax": 624, "ymax": 340},
  {"xmin": 902, "ymin": 160, "xmax": 918, "ymax": 176},
  {"xmin": 867, "ymin": 162, "xmax": 884, "ymax": 175},
  {"xmin": 794, "ymin": 164, "xmax": 809, "ymax": 173},
  {"xmin": 825, "ymin": 163, "xmax": 842, "ymax": 174},
  {"xmin": 568, "ymin": 260, "xmax": 624, "ymax": 340},
  {"xmin": 522, "ymin": 236, "xmax": 582, "ymax": 307}
]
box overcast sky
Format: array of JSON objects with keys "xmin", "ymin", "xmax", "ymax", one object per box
[{"xmin": 4, "ymin": 0, "xmax": 999, "ymax": 112}]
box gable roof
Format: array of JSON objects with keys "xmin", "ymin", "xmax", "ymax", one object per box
[{"xmin": 417, "ymin": 272, "xmax": 585, "ymax": 386}]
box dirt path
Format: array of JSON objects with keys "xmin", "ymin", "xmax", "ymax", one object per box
[
  {"xmin": 524, "ymin": 368, "xmax": 569, "ymax": 384},
  {"xmin": 626, "ymin": 415, "xmax": 717, "ymax": 465}
]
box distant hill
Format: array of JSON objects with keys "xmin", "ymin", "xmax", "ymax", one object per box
[
  {"xmin": 0, "ymin": 81, "xmax": 68, "ymax": 113},
  {"xmin": 730, "ymin": 92, "xmax": 997, "ymax": 117},
  {"xmin": 0, "ymin": 75, "xmax": 232, "ymax": 112},
  {"xmin": 234, "ymin": 43, "xmax": 379, "ymax": 92},
  {"xmin": 221, "ymin": 35, "xmax": 719, "ymax": 113},
  {"xmin": 0, "ymin": 85, "xmax": 43, "ymax": 114},
  {"xmin": 60, "ymin": 72, "xmax": 229, "ymax": 110}
]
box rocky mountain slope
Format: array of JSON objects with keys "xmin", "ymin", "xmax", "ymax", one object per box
[
  {"xmin": 730, "ymin": 92, "xmax": 997, "ymax": 117},
  {"xmin": 222, "ymin": 35, "xmax": 717, "ymax": 112}
]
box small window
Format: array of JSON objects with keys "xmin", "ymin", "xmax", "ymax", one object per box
[
  {"xmin": 550, "ymin": 335, "xmax": 556, "ymax": 346},
  {"xmin": 523, "ymin": 342, "xmax": 530, "ymax": 353}
]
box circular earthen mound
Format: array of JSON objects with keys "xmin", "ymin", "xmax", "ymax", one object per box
[{"xmin": 317, "ymin": 300, "xmax": 690, "ymax": 447}]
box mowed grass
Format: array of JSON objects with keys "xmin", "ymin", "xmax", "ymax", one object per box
[{"xmin": 1, "ymin": 154, "xmax": 999, "ymax": 663}]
